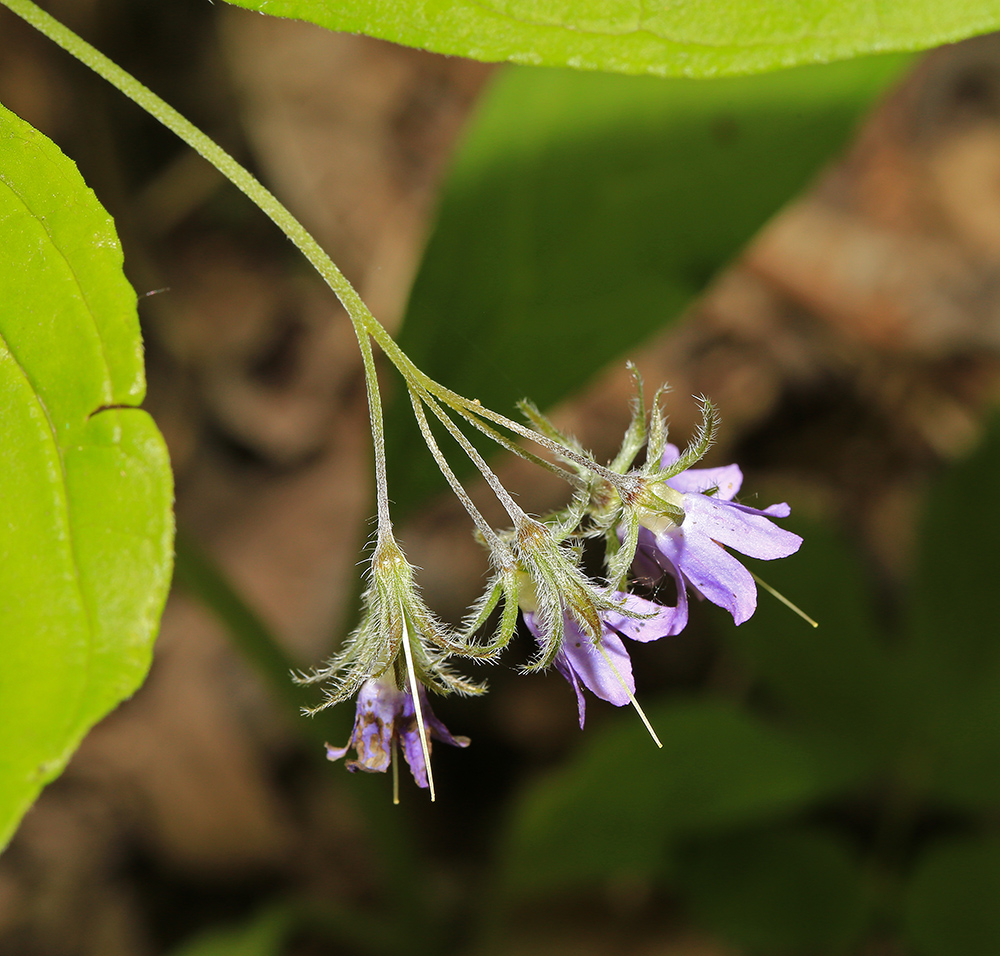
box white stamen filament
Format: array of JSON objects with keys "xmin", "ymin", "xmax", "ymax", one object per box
[
  {"xmin": 400, "ymin": 607, "xmax": 436, "ymax": 801},
  {"xmin": 391, "ymin": 739, "xmax": 400, "ymax": 805},
  {"xmin": 595, "ymin": 643, "xmax": 662, "ymax": 748},
  {"xmin": 750, "ymin": 570, "xmax": 818, "ymax": 628}
]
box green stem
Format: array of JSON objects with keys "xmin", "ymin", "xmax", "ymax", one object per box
[
  {"xmin": 2, "ymin": 0, "xmax": 624, "ymax": 507},
  {"xmin": 416, "ymin": 381, "xmax": 528, "ymax": 528},
  {"xmin": 2, "ymin": 0, "xmax": 368, "ymax": 323},
  {"xmin": 353, "ymin": 325, "xmax": 393, "ymax": 531},
  {"xmin": 407, "ymin": 384, "xmax": 509, "ymax": 557},
  {"xmin": 3, "ymin": 0, "xmax": 403, "ymax": 481}
]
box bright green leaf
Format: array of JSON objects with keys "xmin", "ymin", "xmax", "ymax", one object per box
[
  {"xmin": 500, "ymin": 699, "xmax": 840, "ymax": 895},
  {"xmin": 0, "ymin": 103, "xmax": 174, "ymax": 850},
  {"xmin": 223, "ymin": 0, "xmax": 999, "ymax": 78},
  {"xmin": 389, "ymin": 56, "xmax": 906, "ymax": 513},
  {"xmin": 903, "ymin": 837, "xmax": 1000, "ymax": 956},
  {"xmin": 676, "ymin": 827, "xmax": 870, "ymax": 954}
]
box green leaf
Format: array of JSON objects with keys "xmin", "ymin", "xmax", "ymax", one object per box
[
  {"xmin": 900, "ymin": 416, "xmax": 1000, "ymax": 808},
  {"xmin": 388, "ymin": 56, "xmax": 906, "ymax": 513},
  {"xmin": 908, "ymin": 415, "xmax": 1000, "ymax": 690},
  {"xmin": 903, "ymin": 838, "xmax": 1000, "ymax": 956},
  {"xmin": 730, "ymin": 523, "xmax": 893, "ymax": 775},
  {"xmin": 676, "ymin": 827, "xmax": 870, "ymax": 955},
  {"xmin": 0, "ymin": 104, "xmax": 174, "ymax": 849},
  {"xmin": 914, "ymin": 687, "xmax": 1000, "ymax": 809},
  {"xmin": 500, "ymin": 699, "xmax": 840, "ymax": 895},
  {"xmin": 167, "ymin": 908, "xmax": 292, "ymax": 956},
  {"xmin": 222, "ymin": 0, "xmax": 999, "ymax": 78}
]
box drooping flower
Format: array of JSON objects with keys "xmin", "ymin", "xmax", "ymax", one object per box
[
  {"xmin": 634, "ymin": 443, "xmax": 802, "ymax": 626},
  {"xmin": 326, "ymin": 677, "xmax": 469, "ymax": 789},
  {"xmin": 521, "ymin": 590, "xmax": 681, "ymax": 727}
]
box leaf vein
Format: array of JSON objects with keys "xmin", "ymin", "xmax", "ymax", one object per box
[{"xmin": 0, "ymin": 170, "xmax": 116, "ymax": 408}]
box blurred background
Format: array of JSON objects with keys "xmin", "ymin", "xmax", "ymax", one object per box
[{"xmin": 3, "ymin": 1, "xmax": 1000, "ymax": 953}]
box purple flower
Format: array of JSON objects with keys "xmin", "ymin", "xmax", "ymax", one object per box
[
  {"xmin": 326, "ymin": 678, "xmax": 469, "ymax": 788},
  {"xmin": 523, "ymin": 591, "xmax": 680, "ymax": 727},
  {"xmin": 635, "ymin": 443, "xmax": 802, "ymax": 626}
]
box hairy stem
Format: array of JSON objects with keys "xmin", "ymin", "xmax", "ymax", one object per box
[
  {"xmin": 355, "ymin": 329, "xmax": 392, "ymax": 531},
  {"xmin": 1, "ymin": 0, "xmax": 614, "ymax": 543},
  {"xmin": 407, "ymin": 386, "xmax": 510, "ymax": 558}
]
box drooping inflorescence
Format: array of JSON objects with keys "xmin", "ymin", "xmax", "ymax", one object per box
[{"xmin": 303, "ymin": 357, "xmax": 804, "ymax": 801}]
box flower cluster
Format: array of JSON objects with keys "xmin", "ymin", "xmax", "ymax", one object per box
[
  {"xmin": 509, "ymin": 391, "xmax": 802, "ymax": 736},
  {"xmin": 304, "ymin": 374, "xmax": 803, "ymax": 799}
]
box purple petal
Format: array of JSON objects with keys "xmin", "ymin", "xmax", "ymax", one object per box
[
  {"xmin": 339, "ymin": 679, "xmax": 401, "ymax": 773},
  {"xmin": 397, "ymin": 688, "xmax": 470, "ymax": 789},
  {"xmin": 554, "ymin": 651, "xmax": 588, "ymax": 728},
  {"xmin": 528, "ymin": 610, "xmax": 589, "ymax": 726},
  {"xmin": 559, "ymin": 617, "xmax": 635, "ymax": 708},
  {"xmin": 325, "ymin": 742, "xmax": 352, "ymax": 762},
  {"xmin": 351, "ymin": 689, "xmax": 399, "ymax": 772},
  {"xmin": 522, "ymin": 610, "xmax": 544, "ymax": 642},
  {"xmin": 635, "ymin": 530, "xmax": 693, "ymax": 624},
  {"xmin": 726, "ymin": 499, "xmax": 791, "ymax": 519},
  {"xmin": 400, "ymin": 729, "xmax": 429, "ymax": 789},
  {"xmin": 604, "ymin": 589, "xmax": 687, "ymax": 642},
  {"xmin": 683, "ymin": 494, "xmax": 802, "ymax": 560},
  {"xmin": 658, "ymin": 442, "xmax": 743, "ymax": 500},
  {"xmin": 652, "ymin": 527, "xmax": 759, "ymax": 624},
  {"xmin": 398, "ymin": 691, "xmax": 430, "ymax": 788},
  {"xmin": 666, "ymin": 463, "xmax": 743, "ymax": 501},
  {"xmin": 660, "ymin": 443, "xmax": 681, "ymax": 468}
]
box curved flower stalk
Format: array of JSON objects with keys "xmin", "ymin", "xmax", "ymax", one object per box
[{"xmin": 0, "ymin": 0, "xmax": 808, "ymax": 797}]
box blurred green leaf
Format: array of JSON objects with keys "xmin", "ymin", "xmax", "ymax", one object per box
[
  {"xmin": 729, "ymin": 523, "xmax": 893, "ymax": 775},
  {"xmin": 0, "ymin": 103, "xmax": 174, "ymax": 849},
  {"xmin": 676, "ymin": 826, "xmax": 870, "ymax": 954},
  {"xmin": 388, "ymin": 56, "xmax": 906, "ymax": 513},
  {"xmin": 908, "ymin": 416, "xmax": 1000, "ymax": 691},
  {"xmin": 913, "ymin": 683, "xmax": 1000, "ymax": 810},
  {"xmin": 903, "ymin": 837, "xmax": 1000, "ymax": 956},
  {"xmin": 222, "ymin": 0, "xmax": 998, "ymax": 78},
  {"xmin": 501, "ymin": 699, "xmax": 841, "ymax": 894},
  {"xmin": 167, "ymin": 908, "xmax": 292, "ymax": 956},
  {"xmin": 897, "ymin": 416, "xmax": 1000, "ymax": 808}
]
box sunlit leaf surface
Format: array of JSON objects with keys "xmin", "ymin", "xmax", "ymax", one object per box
[
  {"xmin": 0, "ymin": 103, "xmax": 174, "ymax": 849},
  {"xmin": 223, "ymin": 0, "xmax": 1000, "ymax": 77},
  {"xmin": 389, "ymin": 55, "xmax": 906, "ymax": 512}
]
